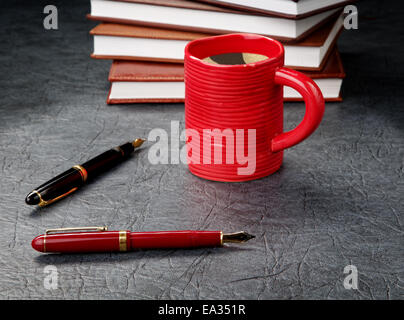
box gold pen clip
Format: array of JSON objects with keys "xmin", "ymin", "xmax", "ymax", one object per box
[
  {"xmin": 45, "ymin": 226, "xmax": 108, "ymax": 234},
  {"xmin": 37, "ymin": 187, "xmax": 78, "ymax": 207}
]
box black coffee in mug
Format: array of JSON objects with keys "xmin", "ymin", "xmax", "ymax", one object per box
[{"xmin": 203, "ymin": 52, "xmax": 269, "ymax": 65}]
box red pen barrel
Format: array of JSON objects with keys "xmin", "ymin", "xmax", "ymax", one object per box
[
  {"xmin": 31, "ymin": 231, "xmax": 131, "ymax": 253},
  {"xmin": 31, "ymin": 230, "xmax": 222, "ymax": 253},
  {"xmin": 130, "ymin": 230, "xmax": 222, "ymax": 249}
]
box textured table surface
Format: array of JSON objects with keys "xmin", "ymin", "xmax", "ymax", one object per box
[{"xmin": 0, "ymin": 0, "xmax": 403, "ymax": 299}]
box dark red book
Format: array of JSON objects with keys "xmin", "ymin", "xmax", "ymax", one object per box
[
  {"xmin": 88, "ymin": 0, "xmax": 342, "ymax": 43},
  {"xmin": 91, "ymin": 13, "xmax": 343, "ymax": 70},
  {"xmin": 106, "ymin": 48, "xmax": 345, "ymax": 104},
  {"xmin": 194, "ymin": 0, "xmax": 355, "ymax": 19}
]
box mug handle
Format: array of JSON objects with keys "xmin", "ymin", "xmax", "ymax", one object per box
[{"xmin": 271, "ymin": 67, "xmax": 325, "ymax": 152}]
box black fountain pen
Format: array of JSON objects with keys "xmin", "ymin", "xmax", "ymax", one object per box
[{"xmin": 25, "ymin": 139, "xmax": 145, "ymax": 207}]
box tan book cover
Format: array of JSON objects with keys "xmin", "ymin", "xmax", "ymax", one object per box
[
  {"xmin": 88, "ymin": 0, "xmax": 342, "ymax": 43},
  {"xmin": 91, "ymin": 14, "xmax": 343, "ymax": 70},
  {"xmin": 107, "ymin": 48, "xmax": 345, "ymax": 104},
  {"xmin": 194, "ymin": 0, "xmax": 355, "ymax": 19}
]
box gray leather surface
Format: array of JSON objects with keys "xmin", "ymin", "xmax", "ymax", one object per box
[{"xmin": 0, "ymin": 0, "xmax": 402, "ymax": 299}]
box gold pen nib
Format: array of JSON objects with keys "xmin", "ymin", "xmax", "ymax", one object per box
[
  {"xmin": 132, "ymin": 138, "xmax": 146, "ymax": 148},
  {"xmin": 222, "ymin": 231, "xmax": 255, "ymax": 243}
]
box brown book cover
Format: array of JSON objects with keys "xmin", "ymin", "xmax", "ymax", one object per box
[
  {"xmin": 88, "ymin": 0, "xmax": 342, "ymax": 43},
  {"xmin": 91, "ymin": 14, "xmax": 343, "ymax": 70},
  {"xmin": 194, "ymin": 0, "xmax": 355, "ymax": 19},
  {"xmin": 109, "ymin": 60, "xmax": 184, "ymax": 82},
  {"xmin": 285, "ymin": 48, "xmax": 345, "ymax": 102},
  {"xmin": 90, "ymin": 23, "xmax": 207, "ymax": 64},
  {"xmin": 91, "ymin": 23, "xmax": 209, "ymax": 41},
  {"xmin": 301, "ymin": 49, "xmax": 345, "ymax": 79},
  {"xmin": 107, "ymin": 48, "xmax": 345, "ymax": 104},
  {"xmin": 115, "ymin": 0, "xmax": 240, "ymax": 13},
  {"xmin": 108, "ymin": 60, "xmax": 184, "ymax": 103}
]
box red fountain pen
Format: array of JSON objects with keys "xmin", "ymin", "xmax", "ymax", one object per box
[{"xmin": 31, "ymin": 227, "xmax": 255, "ymax": 253}]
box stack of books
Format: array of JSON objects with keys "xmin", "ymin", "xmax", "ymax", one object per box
[{"xmin": 88, "ymin": 0, "xmax": 351, "ymax": 104}]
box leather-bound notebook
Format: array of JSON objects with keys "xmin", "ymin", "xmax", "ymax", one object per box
[
  {"xmin": 284, "ymin": 48, "xmax": 345, "ymax": 102},
  {"xmin": 108, "ymin": 60, "xmax": 185, "ymax": 104},
  {"xmin": 107, "ymin": 48, "xmax": 345, "ymax": 104},
  {"xmin": 88, "ymin": 0, "xmax": 341, "ymax": 43},
  {"xmin": 194, "ymin": 0, "xmax": 355, "ymax": 19},
  {"xmin": 91, "ymin": 13, "xmax": 343, "ymax": 70}
]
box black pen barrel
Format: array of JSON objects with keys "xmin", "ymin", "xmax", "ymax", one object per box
[
  {"xmin": 82, "ymin": 142, "xmax": 134, "ymax": 177},
  {"xmin": 25, "ymin": 141, "xmax": 140, "ymax": 206}
]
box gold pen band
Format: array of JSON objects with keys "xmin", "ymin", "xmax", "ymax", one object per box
[
  {"xmin": 72, "ymin": 165, "xmax": 88, "ymax": 182},
  {"xmin": 119, "ymin": 231, "xmax": 128, "ymax": 252}
]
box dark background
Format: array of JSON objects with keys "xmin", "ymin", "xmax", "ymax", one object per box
[{"xmin": 0, "ymin": 0, "xmax": 403, "ymax": 299}]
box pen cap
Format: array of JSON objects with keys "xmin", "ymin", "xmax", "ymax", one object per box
[{"xmin": 32, "ymin": 230, "xmax": 131, "ymax": 253}]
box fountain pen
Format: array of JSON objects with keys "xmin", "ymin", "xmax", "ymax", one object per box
[
  {"xmin": 31, "ymin": 227, "xmax": 255, "ymax": 253},
  {"xmin": 25, "ymin": 139, "xmax": 145, "ymax": 207}
]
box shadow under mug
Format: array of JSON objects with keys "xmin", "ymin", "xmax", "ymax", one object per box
[{"xmin": 184, "ymin": 33, "xmax": 325, "ymax": 182}]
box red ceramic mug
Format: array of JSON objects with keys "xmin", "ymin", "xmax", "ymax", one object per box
[{"xmin": 184, "ymin": 33, "xmax": 325, "ymax": 182}]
